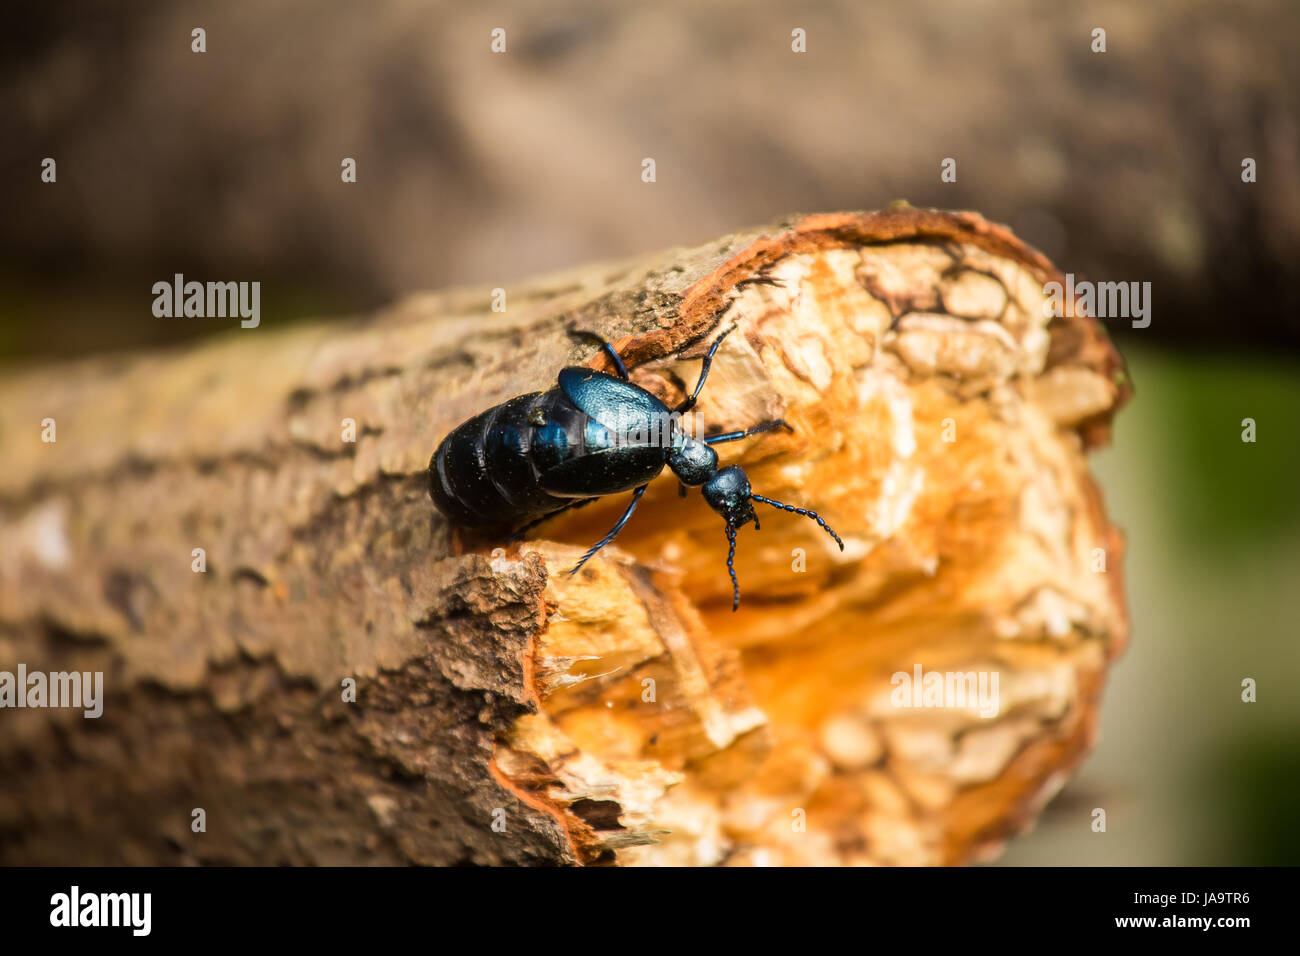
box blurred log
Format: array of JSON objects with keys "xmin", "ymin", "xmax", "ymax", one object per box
[{"xmin": 0, "ymin": 207, "xmax": 1130, "ymax": 865}]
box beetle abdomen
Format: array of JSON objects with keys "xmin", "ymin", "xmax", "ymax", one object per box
[
  {"xmin": 429, "ymin": 388, "xmax": 601, "ymax": 528},
  {"xmin": 430, "ymin": 392, "xmax": 552, "ymax": 527}
]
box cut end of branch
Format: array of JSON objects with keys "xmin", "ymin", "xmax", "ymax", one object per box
[{"xmin": 492, "ymin": 210, "xmax": 1130, "ymax": 865}]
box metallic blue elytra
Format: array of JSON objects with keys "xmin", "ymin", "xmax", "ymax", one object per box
[
  {"xmin": 558, "ymin": 367, "xmax": 670, "ymax": 431},
  {"xmin": 428, "ymin": 325, "xmax": 844, "ymax": 609}
]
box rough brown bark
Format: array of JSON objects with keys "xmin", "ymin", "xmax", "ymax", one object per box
[{"xmin": 0, "ymin": 208, "xmax": 1130, "ymax": 865}]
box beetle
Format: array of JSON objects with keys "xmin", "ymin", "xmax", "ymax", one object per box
[{"xmin": 428, "ymin": 324, "xmax": 843, "ymax": 609}]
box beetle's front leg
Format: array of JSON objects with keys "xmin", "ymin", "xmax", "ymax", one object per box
[{"xmin": 703, "ymin": 419, "xmax": 792, "ymax": 446}]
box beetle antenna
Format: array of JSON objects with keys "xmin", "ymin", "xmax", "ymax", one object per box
[
  {"xmin": 750, "ymin": 494, "xmax": 844, "ymax": 550},
  {"xmin": 725, "ymin": 522, "xmax": 740, "ymax": 611}
]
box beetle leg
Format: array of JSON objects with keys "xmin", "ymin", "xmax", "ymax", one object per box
[
  {"xmin": 567, "ymin": 328, "xmax": 630, "ymax": 381},
  {"xmin": 510, "ymin": 497, "xmax": 598, "ymax": 541},
  {"xmin": 750, "ymin": 493, "xmax": 845, "ymax": 550},
  {"xmin": 568, "ymin": 484, "xmax": 648, "ymax": 574},
  {"xmin": 725, "ymin": 522, "xmax": 741, "ymax": 611},
  {"xmin": 703, "ymin": 418, "xmax": 792, "ymax": 446},
  {"xmin": 675, "ymin": 324, "xmax": 737, "ymax": 414},
  {"xmin": 678, "ymin": 482, "xmax": 688, "ymax": 498}
]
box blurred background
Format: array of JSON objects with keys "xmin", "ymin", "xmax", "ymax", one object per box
[{"xmin": 2, "ymin": 0, "xmax": 1297, "ymax": 864}]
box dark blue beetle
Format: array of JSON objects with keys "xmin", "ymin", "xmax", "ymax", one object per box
[{"xmin": 428, "ymin": 325, "xmax": 844, "ymax": 609}]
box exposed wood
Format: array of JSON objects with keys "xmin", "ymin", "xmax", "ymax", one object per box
[{"xmin": 0, "ymin": 208, "xmax": 1130, "ymax": 865}]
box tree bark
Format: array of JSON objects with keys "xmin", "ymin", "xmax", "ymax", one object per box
[{"xmin": 0, "ymin": 207, "xmax": 1130, "ymax": 865}]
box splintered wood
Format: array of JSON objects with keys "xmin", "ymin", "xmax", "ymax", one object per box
[
  {"xmin": 0, "ymin": 209, "xmax": 1128, "ymax": 866},
  {"xmin": 495, "ymin": 221, "xmax": 1129, "ymax": 866}
]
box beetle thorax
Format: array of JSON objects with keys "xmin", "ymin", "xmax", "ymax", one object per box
[{"xmin": 666, "ymin": 436, "xmax": 718, "ymax": 486}]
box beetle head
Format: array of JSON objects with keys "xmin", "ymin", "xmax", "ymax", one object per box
[{"xmin": 701, "ymin": 465, "xmax": 757, "ymax": 529}]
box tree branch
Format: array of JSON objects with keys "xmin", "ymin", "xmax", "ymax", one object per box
[{"xmin": 0, "ymin": 208, "xmax": 1130, "ymax": 865}]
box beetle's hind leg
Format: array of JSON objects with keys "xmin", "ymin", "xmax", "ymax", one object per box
[
  {"xmin": 568, "ymin": 484, "xmax": 648, "ymax": 575},
  {"xmin": 510, "ymin": 497, "xmax": 598, "ymax": 541},
  {"xmin": 566, "ymin": 328, "xmax": 630, "ymax": 381}
]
